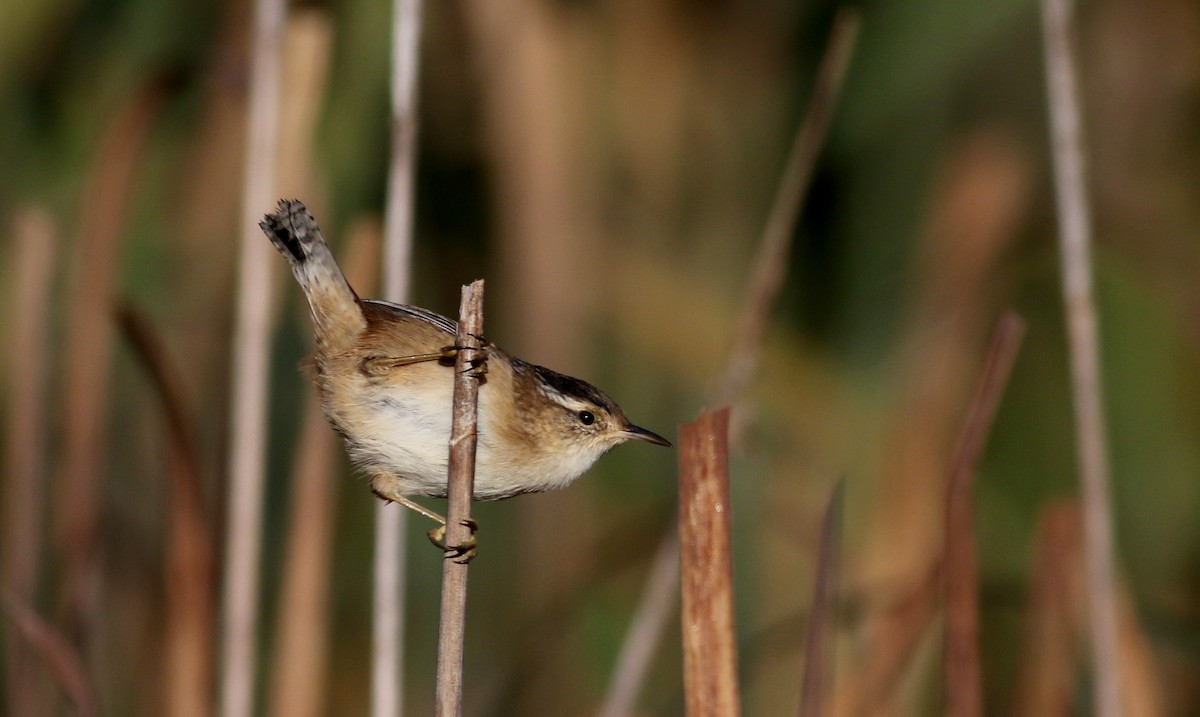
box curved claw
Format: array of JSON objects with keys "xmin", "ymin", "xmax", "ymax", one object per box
[
  {"xmin": 436, "ymin": 343, "xmax": 489, "ymax": 377},
  {"xmin": 427, "ymin": 518, "xmax": 479, "ymax": 563}
]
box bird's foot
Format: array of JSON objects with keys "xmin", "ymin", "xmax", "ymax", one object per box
[
  {"xmin": 438, "ymin": 337, "xmax": 489, "ymax": 377},
  {"xmin": 427, "ymin": 518, "xmax": 479, "ymax": 564}
]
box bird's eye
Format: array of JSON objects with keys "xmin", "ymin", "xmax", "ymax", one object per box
[{"xmin": 578, "ymin": 410, "xmax": 595, "ymax": 426}]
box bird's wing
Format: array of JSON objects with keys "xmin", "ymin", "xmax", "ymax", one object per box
[{"xmin": 361, "ymin": 299, "xmax": 458, "ymax": 335}]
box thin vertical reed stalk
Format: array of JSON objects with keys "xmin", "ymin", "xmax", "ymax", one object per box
[
  {"xmin": 384, "ymin": 0, "xmax": 423, "ymax": 306},
  {"xmin": 219, "ymin": 0, "xmax": 286, "ymax": 713},
  {"xmin": 116, "ymin": 303, "xmax": 215, "ymax": 717},
  {"xmin": 797, "ymin": 480, "xmax": 844, "ymax": 717},
  {"xmin": 598, "ymin": 14, "xmax": 860, "ymax": 715},
  {"xmin": 374, "ymin": 1, "xmax": 424, "ymax": 715},
  {"xmin": 678, "ymin": 408, "xmax": 740, "ymax": 717},
  {"xmin": 261, "ymin": 12, "xmax": 336, "ymax": 717},
  {"xmin": 4, "ymin": 208, "xmax": 57, "ymax": 717},
  {"xmin": 434, "ymin": 281, "xmax": 486, "ymax": 717},
  {"xmin": 1039, "ymin": 1, "xmax": 1121, "ymax": 715},
  {"xmin": 943, "ymin": 313, "xmax": 1026, "ymax": 717}
]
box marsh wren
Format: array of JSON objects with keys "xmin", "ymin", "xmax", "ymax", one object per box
[{"xmin": 262, "ymin": 199, "xmax": 671, "ymax": 554}]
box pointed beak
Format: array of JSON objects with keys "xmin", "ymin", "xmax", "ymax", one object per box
[{"xmin": 624, "ymin": 424, "xmax": 672, "ymax": 447}]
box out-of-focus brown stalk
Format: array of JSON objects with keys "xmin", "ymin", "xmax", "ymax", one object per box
[
  {"xmin": 2, "ymin": 593, "xmax": 98, "ymax": 717},
  {"xmin": 1012, "ymin": 502, "xmax": 1164, "ymax": 717},
  {"xmin": 116, "ymin": 303, "xmax": 215, "ymax": 717},
  {"xmin": 943, "ymin": 313, "xmax": 1026, "ymax": 717},
  {"xmin": 797, "ymin": 480, "xmax": 844, "ymax": 717},
  {"xmin": 466, "ymin": 1, "xmax": 600, "ymax": 655},
  {"xmin": 678, "ymin": 408, "xmax": 741, "ymax": 717},
  {"xmin": 435, "ymin": 280, "xmax": 486, "ymax": 717},
  {"xmin": 598, "ymin": 15, "xmax": 861, "ymax": 716},
  {"xmin": 219, "ymin": 0, "xmax": 286, "ymax": 712},
  {"xmin": 56, "ymin": 80, "xmax": 164, "ymax": 640},
  {"xmin": 832, "ymin": 564, "xmax": 942, "ymax": 717},
  {"xmin": 1011, "ymin": 502, "xmax": 1084, "ymax": 717},
  {"xmin": 275, "ymin": 8, "xmax": 333, "ymax": 201},
  {"xmin": 1113, "ymin": 585, "xmax": 1164, "ymax": 717},
  {"xmin": 374, "ymin": 0, "xmax": 424, "ymax": 714},
  {"xmin": 4, "ymin": 208, "xmax": 57, "ymax": 717},
  {"xmin": 1039, "ymin": 1, "xmax": 1121, "ymax": 714},
  {"xmin": 840, "ymin": 129, "xmax": 1030, "ymax": 716},
  {"xmin": 268, "ymin": 220, "xmax": 380, "ymax": 717}
]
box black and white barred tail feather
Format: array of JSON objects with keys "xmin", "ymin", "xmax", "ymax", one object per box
[{"xmin": 261, "ymin": 199, "xmax": 366, "ymax": 354}]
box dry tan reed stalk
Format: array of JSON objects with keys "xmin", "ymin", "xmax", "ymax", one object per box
[
  {"xmin": 275, "ymin": 8, "xmax": 333, "ymax": 202},
  {"xmin": 4, "ymin": 208, "xmax": 57, "ymax": 717},
  {"xmin": 219, "ymin": 0, "xmax": 286, "ymax": 713},
  {"xmin": 1039, "ymin": 1, "xmax": 1122, "ymax": 714},
  {"xmin": 434, "ymin": 280, "xmax": 486, "ymax": 717},
  {"xmin": 260, "ymin": 12, "xmax": 337, "ymax": 717},
  {"xmin": 116, "ymin": 303, "xmax": 215, "ymax": 717},
  {"xmin": 678, "ymin": 408, "xmax": 741, "ymax": 717},
  {"xmin": 597, "ymin": 14, "xmax": 861, "ymax": 716},
  {"xmin": 269, "ymin": 221, "xmax": 380, "ymax": 717},
  {"xmin": 797, "ymin": 480, "xmax": 844, "ymax": 717},
  {"xmin": 374, "ymin": 2, "xmax": 424, "ymax": 715},
  {"xmin": 943, "ymin": 313, "xmax": 1026, "ymax": 717}
]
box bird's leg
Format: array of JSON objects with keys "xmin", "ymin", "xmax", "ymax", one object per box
[
  {"xmin": 361, "ymin": 340, "xmax": 488, "ymax": 378},
  {"xmin": 361, "ymin": 350, "xmax": 457, "ymax": 375},
  {"xmin": 371, "ymin": 474, "xmax": 479, "ymax": 562}
]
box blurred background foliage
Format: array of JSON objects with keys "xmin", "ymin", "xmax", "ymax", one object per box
[{"xmin": 3, "ymin": 0, "xmax": 1200, "ymax": 714}]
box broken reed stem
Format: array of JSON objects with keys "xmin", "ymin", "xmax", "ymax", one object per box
[
  {"xmin": 1038, "ymin": 1, "xmax": 1122, "ymax": 715},
  {"xmin": 434, "ymin": 280, "xmax": 486, "ymax": 717},
  {"xmin": 599, "ymin": 14, "xmax": 861, "ymax": 715},
  {"xmin": 373, "ymin": 1, "xmax": 424, "ymax": 714},
  {"xmin": 220, "ymin": 0, "xmax": 286, "ymax": 713},
  {"xmin": 943, "ymin": 312, "xmax": 1026, "ymax": 717},
  {"xmin": 678, "ymin": 407, "xmax": 741, "ymax": 717},
  {"xmin": 797, "ymin": 480, "xmax": 845, "ymax": 717}
]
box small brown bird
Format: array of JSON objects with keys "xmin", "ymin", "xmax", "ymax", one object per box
[{"xmin": 262, "ymin": 199, "xmax": 670, "ymax": 555}]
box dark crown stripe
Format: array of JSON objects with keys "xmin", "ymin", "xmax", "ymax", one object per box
[{"xmin": 531, "ymin": 364, "xmax": 615, "ymax": 411}]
